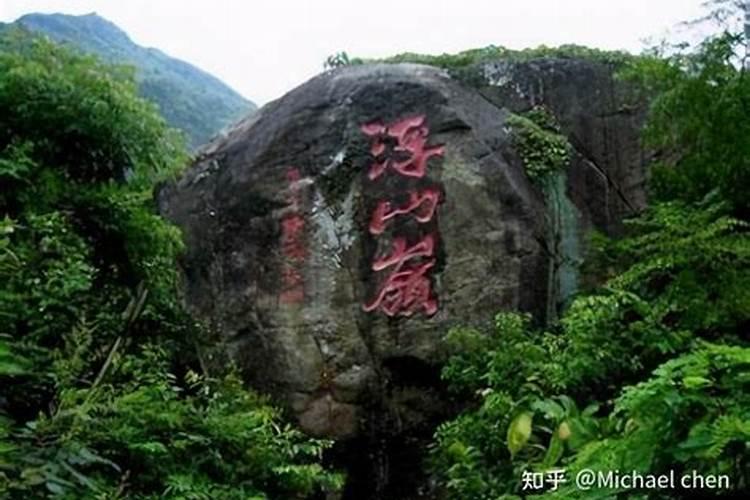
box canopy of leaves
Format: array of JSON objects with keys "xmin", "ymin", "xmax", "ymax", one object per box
[
  {"xmin": 328, "ymin": 44, "xmax": 635, "ymax": 89},
  {"xmin": 0, "ymin": 30, "xmax": 340, "ymax": 499},
  {"xmin": 345, "ymin": 44, "xmax": 633, "ymax": 70},
  {"xmin": 622, "ymin": 31, "xmax": 750, "ymax": 216}
]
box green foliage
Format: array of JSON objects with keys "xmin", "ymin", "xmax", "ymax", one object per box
[
  {"xmin": 544, "ymin": 343, "xmax": 749, "ymax": 498},
  {"xmin": 621, "ymin": 31, "xmax": 750, "ymax": 215},
  {"xmin": 506, "ymin": 107, "xmax": 571, "ymax": 182},
  {"xmin": 430, "ymin": 315, "xmax": 603, "ymax": 499},
  {"xmin": 6, "ymin": 13, "xmax": 255, "ymax": 148},
  {"xmin": 432, "ymin": 315, "xmax": 748, "ymax": 497},
  {"xmin": 324, "ymin": 51, "xmax": 354, "ymax": 69},
  {"xmin": 351, "ymin": 44, "xmax": 634, "ymax": 89},
  {"xmin": 3, "ymin": 346, "xmax": 342, "ymax": 499},
  {"xmin": 369, "ymin": 44, "xmax": 633, "ymax": 71},
  {"xmin": 596, "ymin": 201, "xmax": 750, "ymax": 337},
  {"xmin": 0, "ymin": 30, "xmax": 339, "ymax": 499},
  {"xmin": 429, "ymin": 200, "xmax": 749, "ymax": 497},
  {"xmin": 0, "ymin": 28, "xmax": 185, "ymax": 184}
]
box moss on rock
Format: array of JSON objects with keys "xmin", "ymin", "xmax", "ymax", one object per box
[{"xmin": 506, "ymin": 106, "xmax": 571, "ymax": 182}]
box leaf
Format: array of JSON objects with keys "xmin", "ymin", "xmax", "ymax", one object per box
[
  {"xmin": 131, "ymin": 441, "xmax": 169, "ymax": 455},
  {"xmin": 542, "ymin": 433, "xmax": 564, "ymax": 468},
  {"xmin": 0, "ymin": 340, "xmax": 29, "ymax": 375},
  {"xmin": 59, "ymin": 460, "xmax": 99, "ymax": 491},
  {"xmin": 558, "ymin": 421, "xmax": 572, "ymax": 441},
  {"xmin": 531, "ymin": 398, "xmax": 565, "ymax": 420},
  {"xmin": 507, "ymin": 412, "xmax": 533, "ymax": 457},
  {"xmin": 682, "ymin": 376, "xmax": 711, "ymax": 389}
]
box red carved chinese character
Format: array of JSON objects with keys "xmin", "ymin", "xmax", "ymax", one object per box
[
  {"xmin": 369, "ymin": 188, "xmax": 441, "ymax": 235},
  {"xmin": 280, "ymin": 287, "xmax": 304, "ymax": 304},
  {"xmin": 280, "ymin": 262, "xmax": 304, "ymax": 304},
  {"xmin": 363, "ymin": 235, "xmax": 438, "ymax": 317},
  {"xmin": 286, "ymin": 168, "xmax": 301, "ymax": 183},
  {"xmin": 279, "ymin": 167, "xmax": 306, "ymax": 304},
  {"xmin": 361, "ymin": 115, "xmax": 444, "ymax": 180},
  {"xmin": 282, "ymin": 266, "xmax": 303, "ymax": 285},
  {"xmin": 281, "ymin": 214, "xmax": 305, "ymax": 246}
]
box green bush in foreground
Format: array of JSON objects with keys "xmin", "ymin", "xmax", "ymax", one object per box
[
  {"xmin": 0, "ymin": 29, "xmax": 341, "ymax": 498},
  {"xmin": 428, "ymin": 200, "xmax": 749, "ymax": 498},
  {"xmin": 432, "ymin": 311, "xmax": 748, "ymax": 499}
]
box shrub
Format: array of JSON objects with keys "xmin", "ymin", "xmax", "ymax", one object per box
[{"xmin": 0, "ymin": 29, "xmax": 340, "ymax": 499}]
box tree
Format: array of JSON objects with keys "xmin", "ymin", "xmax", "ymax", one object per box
[
  {"xmin": 427, "ymin": 2, "xmax": 750, "ymax": 497},
  {"xmin": 0, "ymin": 29, "xmax": 341, "ymax": 499}
]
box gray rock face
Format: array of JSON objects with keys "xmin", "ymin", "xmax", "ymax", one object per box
[
  {"xmin": 477, "ymin": 57, "xmax": 649, "ymax": 233},
  {"xmin": 159, "ymin": 59, "xmax": 649, "ymax": 498},
  {"xmin": 474, "ymin": 57, "xmax": 650, "ymax": 314}
]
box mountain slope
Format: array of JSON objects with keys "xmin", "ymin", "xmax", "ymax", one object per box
[{"xmin": 3, "ymin": 12, "xmax": 256, "ymax": 147}]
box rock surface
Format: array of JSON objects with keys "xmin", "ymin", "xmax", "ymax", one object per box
[
  {"xmin": 159, "ymin": 59, "xmax": 649, "ymax": 498},
  {"xmin": 477, "ymin": 57, "xmax": 649, "ymax": 231},
  {"xmin": 474, "ymin": 57, "xmax": 650, "ymax": 313}
]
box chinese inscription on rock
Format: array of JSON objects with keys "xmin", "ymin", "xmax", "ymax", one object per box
[
  {"xmin": 280, "ymin": 167, "xmax": 306, "ymax": 304},
  {"xmin": 360, "ymin": 115, "xmax": 444, "ymax": 317}
]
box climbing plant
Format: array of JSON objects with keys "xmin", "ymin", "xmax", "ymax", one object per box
[{"xmin": 506, "ymin": 107, "xmax": 571, "ymax": 182}]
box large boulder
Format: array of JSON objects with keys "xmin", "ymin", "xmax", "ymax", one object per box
[
  {"xmin": 159, "ymin": 61, "xmax": 547, "ymax": 423},
  {"xmin": 158, "ymin": 59, "xmax": 649, "ymax": 498},
  {"xmin": 159, "ymin": 62, "xmax": 550, "ymax": 496}
]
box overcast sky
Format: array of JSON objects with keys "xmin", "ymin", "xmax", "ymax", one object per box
[{"xmin": 1, "ymin": 0, "xmax": 707, "ymax": 105}]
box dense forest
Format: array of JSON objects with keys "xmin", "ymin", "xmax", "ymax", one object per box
[{"xmin": 1, "ymin": 2, "xmax": 748, "ymax": 499}]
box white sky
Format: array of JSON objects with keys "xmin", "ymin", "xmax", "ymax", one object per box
[{"xmin": 1, "ymin": 0, "xmax": 707, "ymax": 105}]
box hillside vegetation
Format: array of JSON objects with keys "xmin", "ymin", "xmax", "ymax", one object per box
[
  {"xmin": 0, "ymin": 13, "xmax": 256, "ymax": 148},
  {"xmin": 0, "ymin": 31, "xmax": 340, "ymax": 498}
]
